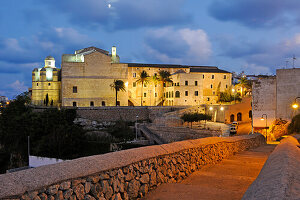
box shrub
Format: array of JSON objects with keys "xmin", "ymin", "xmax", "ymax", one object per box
[{"xmin": 288, "ymin": 114, "xmax": 300, "ymax": 134}]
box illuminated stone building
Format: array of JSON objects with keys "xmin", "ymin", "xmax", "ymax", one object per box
[
  {"xmin": 31, "ymin": 56, "xmax": 61, "ymax": 106},
  {"xmin": 31, "ymin": 46, "xmax": 232, "ymax": 107}
]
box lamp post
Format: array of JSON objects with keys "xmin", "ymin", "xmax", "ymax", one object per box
[
  {"xmin": 292, "ymin": 97, "xmax": 300, "ymax": 109},
  {"xmin": 135, "ymin": 115, "xmax": 139, "ymax": 140},
  {"xmin": 260, "ymin": 114, "xmax": 268, "ymax": 142}
]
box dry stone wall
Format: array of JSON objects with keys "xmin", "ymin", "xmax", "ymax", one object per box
[{"xmin": 0, "ymin": 134, "xmax": 265, "ymax": 200}]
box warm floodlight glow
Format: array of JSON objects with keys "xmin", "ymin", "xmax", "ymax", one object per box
[
  {"xmin": 220, "ymin": 106, "xmax": 224, "ymax": 111},
  {"xmin": 209, "ymin": 107, "xmax": 213, "ymax": 111},
  {"xmin": 232, "ymin": 88, "xmax": 235, "ymax": 92},
  {"xmin": 46, "ymin": 69, "xmax": 53, "ymax": 81},
  {"xmin": 260, "ymin": 117, "xmax": 265, "ymax": 121},
  {"xmin": 292, "ymin": 103, "xmax": 299, "ymax": 109},
  {"xmin": 125, "ymin": 82, "xmax": 128, "ymax": 87}
]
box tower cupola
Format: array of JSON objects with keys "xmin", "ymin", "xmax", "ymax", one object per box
[{"xmin": 45, "ymin": 56, "xmax": 55, "ymax": 68}]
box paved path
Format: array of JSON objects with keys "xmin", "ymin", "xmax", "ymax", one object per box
[{"xmin": 144, "ymin": 144, "xmax": 276, "ymax": 200}]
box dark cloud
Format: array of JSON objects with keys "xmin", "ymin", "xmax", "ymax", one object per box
[
  {"xmin": 216, "ymin": 34, "xmax": 300, "ymax": 72},
  {"xmin": 39, "ymin": 0, "xmax": 191, "ymax": 30},
  {"xmin": 142, "ymin": 27, "xmax": 212, "ymax": 65},
  {"xmin": 208, "ymin": 0, "xmax": 300, "ymax": 28}
]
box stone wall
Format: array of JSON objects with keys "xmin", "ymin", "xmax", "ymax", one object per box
[
  {"xmin": 76, "ymin": 106, "xmax": 186, "ymax": 122},
  {"xmin": 0, "ymin": 134, "xmax": 265, "ymax": 200},
  {"xmin": 252, "ymin": 76, "xmax": 277, "ymax": 128},
  {"xmin": 242, "ymin": 135, "xmax": 300, "ymax": 200}
]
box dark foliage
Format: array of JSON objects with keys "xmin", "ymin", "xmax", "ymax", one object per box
[
  {"xmin": 181, "ymin": 112, "xmax": 212, "ymax": 128},
  {"xmin": 288, "ymin": 114, "xmax": 300, "ymax": 134}
]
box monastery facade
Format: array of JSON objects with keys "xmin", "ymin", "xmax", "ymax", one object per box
[{"xmin": 31, "ymin": 46, "xmax": 232, "ymax": 107}]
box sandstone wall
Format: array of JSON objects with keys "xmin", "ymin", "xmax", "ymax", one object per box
[
  {"xmin": 243, "ymin": 135, "xmax": 300, "ymax": 200},
  {"xmin": 76, "ymin": 106, "xmax": 186, "ymax": 122},
  {"xmin": 0, "ymin": 134, "xmax": 265, "ymax": 200}
]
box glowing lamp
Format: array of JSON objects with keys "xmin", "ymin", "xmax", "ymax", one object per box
[
  {"xmin": 125, "ymin": 82, "xmax": 128, "ymax": 87},
  {"xmin": 260, "ymin": 117, "xmax": 265, "ymax": 121},
  {"xmin": 220, "ymin": 106, "xmax": 224, "ymax": 111},
  {"xmin": 292, "ymin": 103, "xmax": 299, "ymax": 109},
  {"xmin": 209, "ymin": 107, "xmax": 213, "ymax": 111}
]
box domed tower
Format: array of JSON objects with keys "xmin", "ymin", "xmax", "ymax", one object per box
[{"xmin": 31, "ymin": 56, "xmax": 61, "ymax": 106}]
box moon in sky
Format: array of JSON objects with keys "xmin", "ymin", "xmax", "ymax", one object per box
[{"xmin": 108, "ymin": 4, "xmax": 112, "ymax": 8}]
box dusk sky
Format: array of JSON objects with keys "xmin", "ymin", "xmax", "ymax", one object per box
[{"xmin": 1, "ymin": 0, "xmax": 300, "ymax": 98}]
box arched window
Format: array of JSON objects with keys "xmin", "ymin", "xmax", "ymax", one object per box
[
  {"xmin": 230, "ymin": 114, "xmax": 234, "ymax": 122},
  {"xmin": 237, "ymin": 112, "xmax": 242, "ymax": 121},
  {"xmin": 175, "ymin": 91, "xmax": 180, "ymax": 98}
]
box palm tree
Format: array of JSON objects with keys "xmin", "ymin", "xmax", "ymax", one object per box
[
  {"xmin": 237, "ymin": 77, "xmax": 251, "ymax": 97},
  {"xmin": 110, "ymin": 80, "xmax": 126, "ymax": 106},
  {"xmin": 151, "ymin": 74, "xmax": 160, "ymax": 106},
  {"xmin": 136, "ymin": 70, "xmax": 149, "ymax": 106},
  {"xmin": 159, "ymin": 70, "xmax": 173, "ymax": 105}
]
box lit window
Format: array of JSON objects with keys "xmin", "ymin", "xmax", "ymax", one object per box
[
  {"xmin": 195, "ymin": 91, "xmax": 198, "ymax": 96},
  {"xmin": 90, "ymin": 101, "xmax": 94, "ymax": 107},
  {"xmin": 195, "ymin": 81, "xmax": 198, "ymax": 86},
  {"xmin": 133, "ymin": 73, "xmax": 136, "ymax": 78},
  {"xmin": 185, "ymin": 91, "xmax": 188, "ymax": 96},
  {"xmin": 73, "ymin": 86, "xmax": 77, "ymax": 93},
  {"xmin": 185, "ymin": 81, "xmax": 188, "ymax": 86},
  {"xmin": 212, "ymin": 75, "xmax": 215, "ymax": 79},
  {"xmin": 133, "ymin": 82, "xmax": 136, "ymax": 87}
]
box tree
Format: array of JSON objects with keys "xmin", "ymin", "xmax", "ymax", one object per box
[
  {"xmin": 151, "ymin": 74, "xmax": 160, "ymax": 106},
  {"xmin": 110, "ymin": 80, "xmax": 126, "ymax": 106},
  {"xmin": 45, "ymin": 93, "xmax": 49, "ymax": 106},
  {"xmin": 288, "ymin": 114, "xmax": 300, "ymax": 134},
  {"xmin": 159, "ymin": 70, "xmax": 173, "ymax": 106},
  {"xmin": 181, "ymin": 112, "xmax": 212, "ymax": 128},
  {"xmin": 136, "ymin": 70, "xmax": 149, "ymax": 106},
  {"xmin": 237, "ymin": 77, "xmax": 251, "ymax": 97}
]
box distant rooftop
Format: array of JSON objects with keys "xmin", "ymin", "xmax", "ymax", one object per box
[
  {"xmin": 75, "ymin": 46, "xmax": 109, "ymax": 55},
  {"xmin": 127, "ymin": 63, "xmax": 230, "ymax": 73}
]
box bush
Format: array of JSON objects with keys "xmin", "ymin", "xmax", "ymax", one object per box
[{"xmin": 288, "ymin": 114, "xmax": 300, "ymax": 134}]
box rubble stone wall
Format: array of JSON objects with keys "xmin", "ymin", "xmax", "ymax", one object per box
[{"xmin": 0, "ymin": 134, "xmax": 265, "ymax": 200}]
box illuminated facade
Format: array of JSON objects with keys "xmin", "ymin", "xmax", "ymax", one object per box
[
  {"xmin": 31, "ymin": 56, "xmax": 61, "ymax": 106},
  {"xmin": 31, "ymin": 47, "xmax": 232, "ymax": 107}
]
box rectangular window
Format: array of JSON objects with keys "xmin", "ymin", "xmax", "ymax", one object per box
[
  {"xmin": 195, "ymin": 81, "xmax": 198, "ymax": 86},
  {"xmin": 210, "ymin": 84, "xmax": 213, "ymax": 88},
  {"xmin": 133, "ymin": 73, "xmax": 136, "ymax": 78},
  {"xmin": 73, "ymin": 102, "xmax": 77, "ymax": 107},
  {"xmin": 224, "ymin": 75, "xmax": 226, "ymax": 79},
  {"xmin": 133, "ymin": 82, "xmax": 136, "ymax": 87},
  {"xmin": 203, "ymin": 75, "xmax": 205, "ymax": 79},
  {"xmin": 73, "ymin": 86, "xmax": 77, "ymax": 93},
  {"xmin": 155, "ymin": 93, "xmax": 157, "ymax": 97},
  {"xmin": 177, "ymin": 82, "xmax": 180, "ymax": 86},
  {"xmin": 102, "ymin": 101, "xmax": 106, "ymax": 106},
  {"xmin": 117, "ymin": 101, "xmax": 120, "ymax": 106},
  {"xmin": 195, "ymin": 91, "xmax": 198, "ymax": 96},
  {"xmin": 37, "ymin": 83, "xmax": 38, "ymax": 86},
  {"xmin": 144, "ymin": 93, "xmax": 147, "ymax": 97},
  {"xmin": 185, "ymin": 91, "xmax": 188, "ymax": 96},
  {"xmin": 226, "ymin": 84, "xmax": 228, "ymax": 88},
  {"xmin": 212, "ymin": 75, "xmax": 215, "ymax": 79},
  {"xmin": 90, "ymin": 101, "xmax": 94, "ymax": 107},
  {"xmin": 48, "ymin": 83, "xmax": 51, "ymax": 86},
  {"xmin": 207, "ymin": 97, "xmax": 210, "ymax": 101},
  {"xmin": 185, "ymin": 81, "xmax": 188, "ymax": 86}
]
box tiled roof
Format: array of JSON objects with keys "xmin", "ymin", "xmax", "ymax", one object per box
[{"xmin": 127, "ymin": 63, "xmax": 190, "ymax": 68}]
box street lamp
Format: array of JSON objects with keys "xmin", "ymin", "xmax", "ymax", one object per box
[
  {"xmin": 135, "ymin": 115, "xmax": 139, "ymax": 140},
  {"xmin": 292, "ymin": 97, "xmax": 300, "ymax": 109},
  {"xmin": 260, "ymin": 114, "xmax": 268, "ymax": 142}
]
